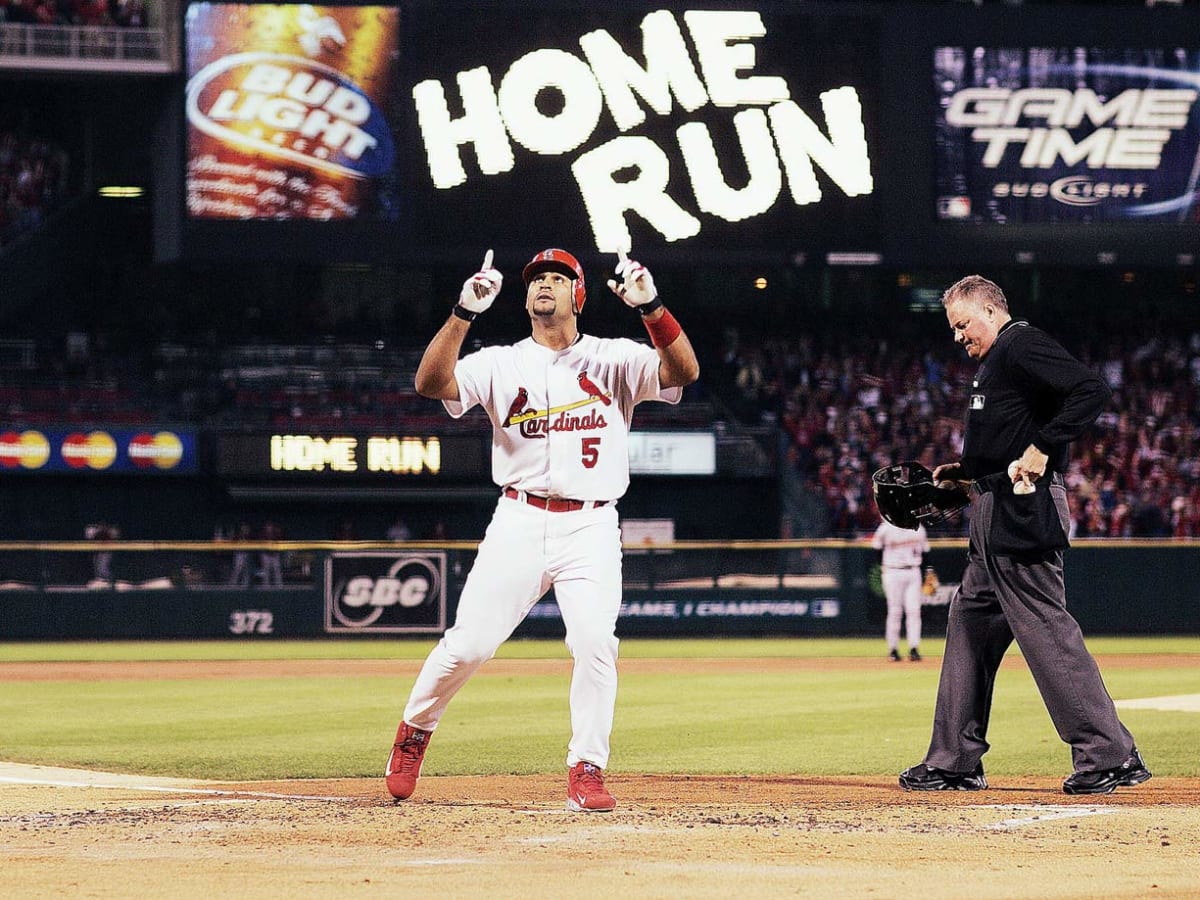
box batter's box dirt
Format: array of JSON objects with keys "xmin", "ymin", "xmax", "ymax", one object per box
[{"xmin": 1, "ymin": 768, "xmax": 1197, "ymax": 899}]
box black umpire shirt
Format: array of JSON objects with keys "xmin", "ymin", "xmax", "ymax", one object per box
[{"xmin": 959, "ymin": 319, "xmax": 1111, "ymax": 481}]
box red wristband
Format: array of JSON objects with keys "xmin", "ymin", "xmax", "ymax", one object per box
[{"xmin": 643, "ymin": 308, "xmax": 682, "ymax": 348}]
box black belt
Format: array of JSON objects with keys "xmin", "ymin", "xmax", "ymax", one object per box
[
  {"xmin": 973, "ymin": 471, "xmax": 1064, "ymax": 495},
  {"xmin": 503, "ymin": 487, "xmax": 610, "ymax": 512}
]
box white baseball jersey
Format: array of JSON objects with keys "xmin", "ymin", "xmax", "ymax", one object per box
[
  {"xmin": 872, "ymin": 521, "xmax": 930, "ymax": 568},
  {"xmin": 445, "ymin": 334, "xmax": 681, "ymax": 501}
]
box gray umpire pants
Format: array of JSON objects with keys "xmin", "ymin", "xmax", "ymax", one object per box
[{"xmin": 924, "ymin": 481, "xmax": 1135, "ymax": 774}]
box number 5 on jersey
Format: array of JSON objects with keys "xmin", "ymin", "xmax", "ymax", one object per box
[{"xmin": 581, "ymin": 437, "xmax": 601, "ymax": 469}]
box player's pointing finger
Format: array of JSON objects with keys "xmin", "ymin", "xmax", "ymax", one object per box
[{"xmin": 481, "ymin": 248, "xmax": 494, "ymax": 271}]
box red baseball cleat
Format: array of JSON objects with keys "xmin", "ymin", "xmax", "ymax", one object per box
[
  {"xmin": 566, "ymin": 761, "xmax": 616, "ymax": 812},
  {"xmin": 385, "ymin": 722, "xmax": 432, "ymax": 800}
]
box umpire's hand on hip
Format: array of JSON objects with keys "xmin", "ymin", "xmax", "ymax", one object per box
[{"xmin": 1010, "ymin": 444, "xmax": 1049, "ymax": 485}]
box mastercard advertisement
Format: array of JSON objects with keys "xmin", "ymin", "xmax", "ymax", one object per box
[{"xmin": 0, "ymin": 429, "xmax": 197, "ymax": 474}]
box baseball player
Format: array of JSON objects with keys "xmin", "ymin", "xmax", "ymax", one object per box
[
  {"xmin": 385, "ymin": 247, "xmax": 699, "ymax": 811},
  {"xmin": 871, "ymin": 518, "xmax": 928, "ymax": 662}
]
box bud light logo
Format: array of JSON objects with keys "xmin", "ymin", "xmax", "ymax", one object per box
[
  {"xmin": 325, "ymin": 552, "xmax": 447, "ymax": 633},
  {"xmin": 186, "ymin": 51, "xmax": 395, "ymax": 179},
  {"xmin": 936, "ymin": 48, "xmax": 1200, "ymax": 223}
]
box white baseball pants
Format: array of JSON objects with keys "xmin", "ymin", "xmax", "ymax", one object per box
[
  {"xmin": 883, "ymin": 567, "xmax": 923, "ymax": 650},
  {"xmin": 403, "ymin": 496, "xmax": 623, "ymax": 769}
]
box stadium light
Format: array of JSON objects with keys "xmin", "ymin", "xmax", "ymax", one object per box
[{"xmin": 98, "ymin": 186, "xmax": 145, "ymax": 199}]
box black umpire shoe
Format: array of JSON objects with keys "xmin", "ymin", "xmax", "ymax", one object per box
[
  {"xmin": 909, "ymin": 648, "xmax": 922, "ymax": 662},
  {"xmin": 889, "ymin": 649, "xmax": 902, "ymax": 662},
  {"xmin": 1062, "ymin": 747, "xmax": 1152, "ymax": 795},
  {"xmin": 899, "ymin": 762, "xmax": 987, "ymax": 791}
]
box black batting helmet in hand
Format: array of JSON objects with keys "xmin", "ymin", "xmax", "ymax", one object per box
[{"xmin": 872, "ymin": 462, "xmax": 970, "ymax": 530}]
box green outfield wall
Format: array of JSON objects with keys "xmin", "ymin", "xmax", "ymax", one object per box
[{"xmin": 0, "ymin": 541, "xmax": 1195, "ymax": 640}]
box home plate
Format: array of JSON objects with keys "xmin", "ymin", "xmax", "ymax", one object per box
[{"xmin": 1116, "ymin": 694, "xmax": 1200, "ymax": 712}]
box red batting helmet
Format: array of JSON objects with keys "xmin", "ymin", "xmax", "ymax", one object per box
[{"xmin": 522, "ymin": 248, "xmax": 586, "ymax": 314}]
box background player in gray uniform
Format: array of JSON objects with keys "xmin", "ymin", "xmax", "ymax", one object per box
[
  {"xmin": 385, "ymin": 248, "xmax": 699, "ymax": 811},
  {"xmin": 872, "ymin": 518, "xmax": 928, "ymax": 662},
  {"xmin": 900, "ymin": 275, "xmax": 1150, "ymax": 795}
]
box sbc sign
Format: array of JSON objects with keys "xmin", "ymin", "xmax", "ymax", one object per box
[{"xmin": 325, "ymin": 552, "xmax": 447, "ymax": 634}]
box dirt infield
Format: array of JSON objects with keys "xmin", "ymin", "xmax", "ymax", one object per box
[
  {"xmin": 5, "ymin": 652, "xmax": 1197, "ymax": 682},
  {"xmin": 2, "ymin": 765, "xmax": 1198, "ymax": 899},
  {"xmin": 3, "ymin": 655, "xmax": 1198, "ymax": 898}
]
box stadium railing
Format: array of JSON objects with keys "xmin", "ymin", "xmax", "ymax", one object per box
[
  {"xmin": 0, "ymin": 539, "xmax": 1196, "ymax": 639},
  {"xmin": 0, "ymin": 23, "xmax": 174, "ymax": 72}
]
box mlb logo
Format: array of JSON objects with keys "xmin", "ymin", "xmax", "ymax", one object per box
[{"xmin": 970, "ymin": 394, "xmax": 986, "ymax": 410}]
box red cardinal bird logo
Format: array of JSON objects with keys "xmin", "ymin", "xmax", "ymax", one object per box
[
  {"xmin": 577, "ymin": 371, "xmax": 611, "ymax": 405},
  {"xmin": 504, "ymin": 386, "xmax": 529, "ymax": 426}
]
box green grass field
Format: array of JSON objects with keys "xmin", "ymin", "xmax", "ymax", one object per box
[{"xmin": 2, "ymin": 637, "xmax": 1196, "ymax": 781}]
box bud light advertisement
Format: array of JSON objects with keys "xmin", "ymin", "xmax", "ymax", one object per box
[
  {"xmin": 933, "ymin": 48, "xmax": 1200, "ymax": 225},
  {"xmin": 184, "ymin": 2, "xmax": 402, "ymax": 221}
]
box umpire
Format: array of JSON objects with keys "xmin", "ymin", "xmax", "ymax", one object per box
[{"xmin": 899, "ymin": 275, "xmax": 1150, "ymax": 795}]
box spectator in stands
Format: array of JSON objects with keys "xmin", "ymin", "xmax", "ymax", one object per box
[
  {"xmin": 0, "ymin": 129, "xmax": 68, "ymax": 249},
  {"xmin": 86, "ymin": 521, "xmax": 118, "ymax": 585},
  {"xmin": 0, "ymin": 0, "xmax": 146, "ymax": 24},
  {"xmin": 1130, "ymin": 488, "xmax": 1169, "ymax": 537},
  {"xmin": 258, "ymin": 519, "xmax": 284, "ymax": 586},
  {"xmin": 1171, "ymin": 493, "xmax": 1200, "ymax": 537},
  {"xmin": 227, "ymin": 521, "xmax": 253, "ymax": 587},
  {"xmin": 110, "ymin": 0, "xmax": 145, "ymax": 27},
  {"xmin": 385, "ymin": 515, "xmax": 412, "ymax": 543},
  {"xmin": 72, "ymin": 0, "xmax": 110, "ymax": 26}
]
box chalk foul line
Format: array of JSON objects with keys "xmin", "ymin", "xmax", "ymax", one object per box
[
  {"xmin": 0, "ymin": 762, "xmax": 348, "ymax": 803},
  {"xmin": 974, "ymin": 804, "xmax": 1119, "ymax": 831}
]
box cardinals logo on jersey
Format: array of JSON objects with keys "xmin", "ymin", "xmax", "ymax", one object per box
[
  {"xmin": 502, "ymin": 372, "xmax": 611, "ymax": 438},
  {"xmin": 504, "ymin": 387, "xmax": 530, "ymax": 427},
  {"xmin": 577, "ymin": 371, "xmax": 612, "ymax": 406}
]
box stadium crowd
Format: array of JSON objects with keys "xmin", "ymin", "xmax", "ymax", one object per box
[
  {"xmin": 0, "ymin": 129, "xmax": 68, "ymax": 249},
  {"xmin": 717, "ymin": 324, "xmax": 1200, "ymax": 540},
  {"xmin": 1, "ymin": 228, "xmax": 1197, "ymax": 543},
  {"xmin": 0, "ymin": 0, "xmax": 147, "ymax": 27},
  {"xmin": 3, "ymin": 312, "xmax": 1196, "ymax": 541}
]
